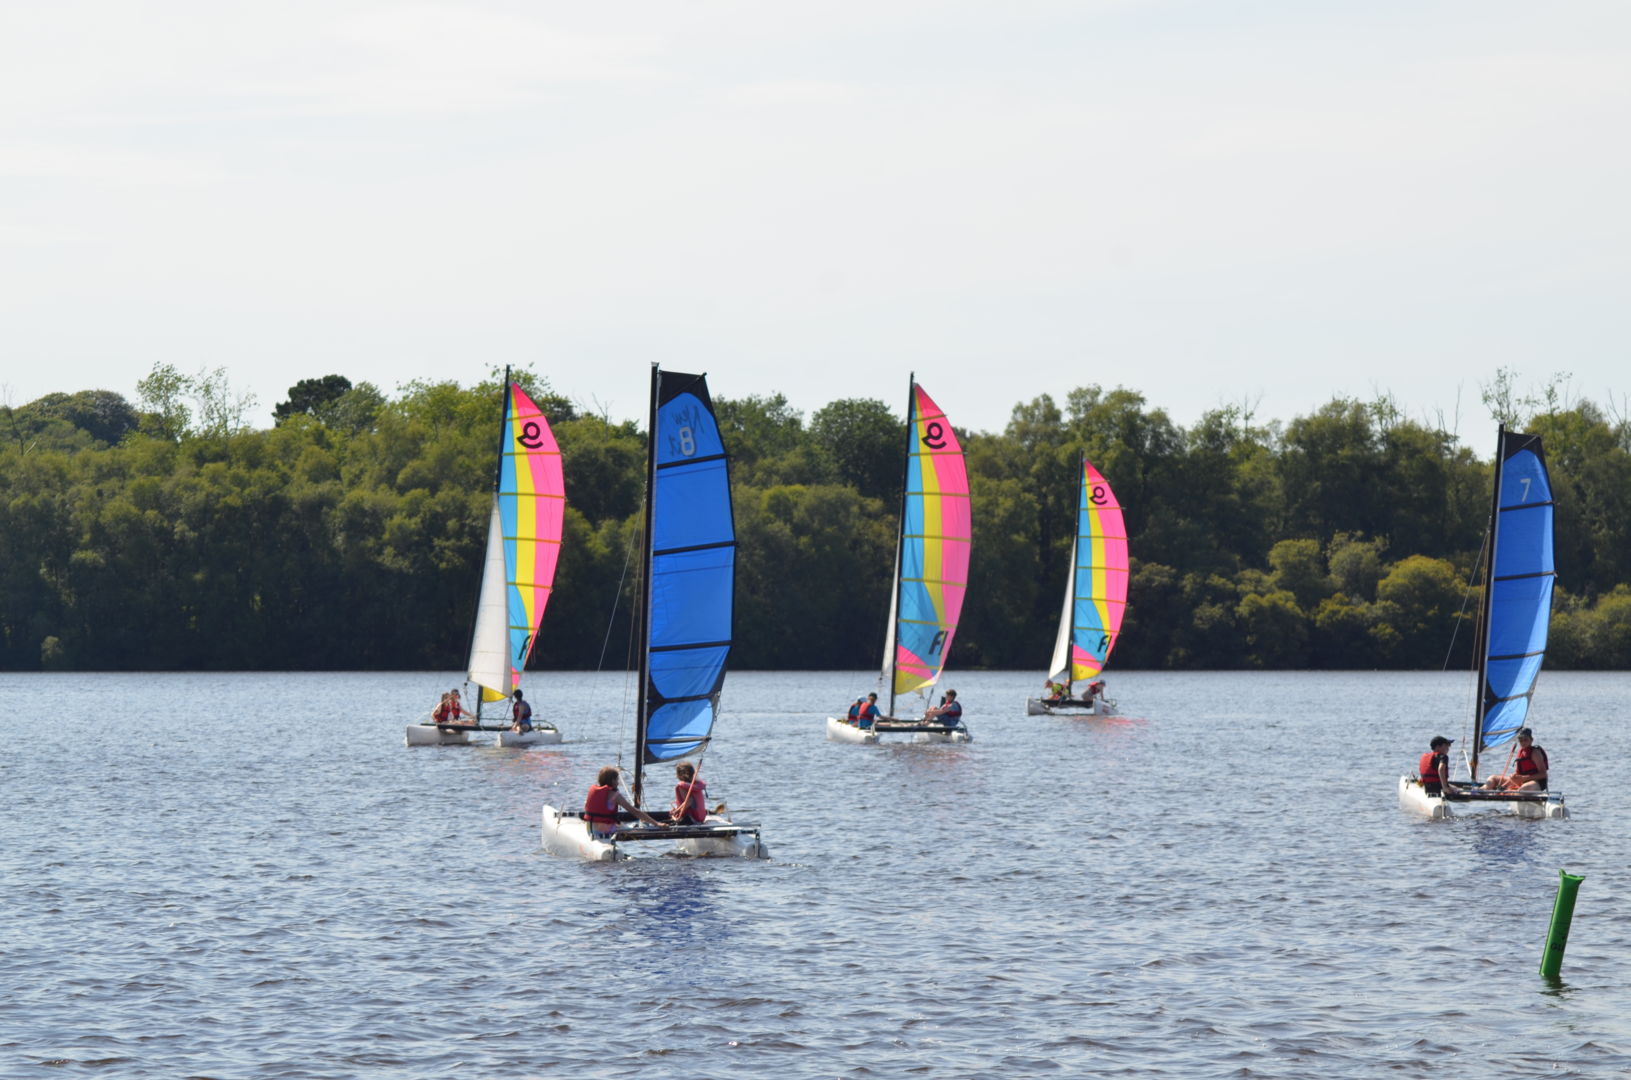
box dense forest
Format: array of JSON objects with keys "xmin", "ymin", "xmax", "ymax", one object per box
[{"xmin": 3, "ymin": 365, "xmax": 1630, "ymax": 673}]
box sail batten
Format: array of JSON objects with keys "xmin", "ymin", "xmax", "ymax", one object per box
[{"xmin": 467, "ymin": 381, "xmax": 564, "ymax": 700}]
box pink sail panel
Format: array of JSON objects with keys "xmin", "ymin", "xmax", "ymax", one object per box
[{"xmin": 501, "ymin": 383, "xmax": 565, "ymax": 685}]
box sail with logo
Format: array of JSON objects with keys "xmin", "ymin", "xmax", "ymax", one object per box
[
  {"xmin": 1026, "ymin": 457, "xmax": 1127, "ymax": 716},
  {"xmin": 407, "ymin": 371, "xmax": 565, "ymax": 747},
  {"xmin": 827, "ymin": 375, "xmax": 973, "ymax": 744}
]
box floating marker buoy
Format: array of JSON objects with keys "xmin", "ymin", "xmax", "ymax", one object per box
[{"xmin": 1540, "ymin": 869, "xmax": 1584, "ymax": 979}]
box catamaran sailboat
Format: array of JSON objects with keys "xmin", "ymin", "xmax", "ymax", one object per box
[
  {"xmin": 1025, "ymin": 457, "xmax": 1126, "ymax": 716},
  {"xmin": 827, "ymin": 376, "xmax": 973, "ymax": 745},
  {"xmin": 541, "ymin": 366, "xmax": 765, "ymax": 859},
  {"xmin": 1398, "ymin": 426, "xmax": 1567, "ymax": 819},
  {"xmin": 406, "ymin": 373, "xmax": 565, "ymax": 748}
]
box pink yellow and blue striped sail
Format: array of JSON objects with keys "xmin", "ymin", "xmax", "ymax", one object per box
[
  {"xmin": 466, "ymin": 383, "xmax": 564, "ymax": 702},
  {"xmin": 1051, "ymin": 459, "xmax": 1128, "ymax": 684},
  {"xmin": 891, "ymin": 382, "xmax": 971, "ymax": 697}
]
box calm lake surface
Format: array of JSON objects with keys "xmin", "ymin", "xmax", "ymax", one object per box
[{"xmin": 4, "ymin": 669, "xmax": 1629, "ymax": 1078}]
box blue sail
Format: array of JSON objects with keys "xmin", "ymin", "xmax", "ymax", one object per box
[
  {"xmin": 1478, "ymin": 429, "xmax": 1554, "ymax": 754},
  {"xmin": 643, "ymin": 369, "xmax": 735, "ymax": 763}
]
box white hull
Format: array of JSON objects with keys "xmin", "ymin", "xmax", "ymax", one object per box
[
  {"xmin": 1025, "ymin": 696, "xmax": 1114, "ymax": 716},
  {"xmin": 826, "ymin": 715, "xmax": 970, "ymax": 744},
  {"xmin": 540, "ymin": 805, "xmax": 767, "ymax": 860},
  {"xmin": 826, "ymin": 716, "xmax": 880, "ymax": 744},
  {"xmin": 1397, "ymin": 776, "xmax": 1567, "ymax": 820},
  {"xmin": 497, "ymin": 725, "xmax": 562, "ymax": 748},
  {"xmin": 405, "ymin": 723, "xmax": 473, "ymax": 747},
  {"xmin": 914, "ymin": 728, "xmax": 973, "ymax": 744}
]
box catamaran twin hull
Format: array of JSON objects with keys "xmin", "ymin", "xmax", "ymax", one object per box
[
  {"xmin": 540, "ymin": 806, "xmax": 767, "ymax": 861},
  {"xmin": 404, "ymin": 721, "xmax": 562, "ymax": 747},
  {"xmin": 1024, "ymin": 696, "xmax": 1115, "ymax": 717},
  {"xmin": 824, "ymin": 716, "xmax": 973, "ymax": 744},
  {"xmin": 1397, "ymin": 776, "xmax": 1567, "ymax": 820}
]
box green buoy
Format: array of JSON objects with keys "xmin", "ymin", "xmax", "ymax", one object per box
[{"xmin": 1540, "ymin": 870, "xmax": 1584, "ymax": 980}]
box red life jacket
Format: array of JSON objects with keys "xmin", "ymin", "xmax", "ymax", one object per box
[
  {"xmin": 432, "ymin": 701, "xmax": 451, "ymax": 723},
  {"xmin": 673, "ymin": 778, "xmax": 708, "ymax": 823},
  {"xmin": 857, "ymin": 700, "xmax": 879, "ymax": 722},
  {"xmin": 1515, "ymin": 745, "xmax": 1540, "ymax": 775},
  {"xmin": 584, "ymin": 784, "xmax": 621, "ymax": 830},
  {"xmin": 1418, "ymin": 750, "xmax": 1441, "ymax": 783}
]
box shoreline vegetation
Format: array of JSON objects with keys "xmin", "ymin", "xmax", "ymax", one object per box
[{"xmin": 4, "ymin": 365, "xmax": 1629, "ymax": 674}]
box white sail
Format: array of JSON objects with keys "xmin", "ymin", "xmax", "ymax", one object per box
[
  {"xmin": 465, "ymin": 498, "xmax": 512, "ymax": 698},
  {"xmin": 880, "ymin": 544, "xmax": 900, "ymax": 691},
  {"xmin": 1046, "ymin": 532, "xmax": 1077, "ymax": 685}
]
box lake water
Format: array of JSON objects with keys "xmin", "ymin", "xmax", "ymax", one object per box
[{"xmin": 4, "ymin": 669, "xmax": 1629, "ymax": 1078}]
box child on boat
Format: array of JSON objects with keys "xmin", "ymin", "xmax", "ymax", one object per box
[
  {"xmin": 510, "ymin": 688, "xmax": 533, "ymax": 733},
  {"xmin": 670, "ymin": 762, "xmax": 709, "ymax": 825},
  {"xmin": 584, "ymin": 766, "xmax": 661, "ymax": 836}
]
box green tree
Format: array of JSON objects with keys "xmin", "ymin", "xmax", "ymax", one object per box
[{"xmin": 274, "ymin": 375, "xmax": 353, "ymax": 424}]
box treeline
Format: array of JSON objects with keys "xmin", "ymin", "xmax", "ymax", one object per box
[{"xmin": 3, "ymin": 367, "xmax": 1630, "ymax": 672}]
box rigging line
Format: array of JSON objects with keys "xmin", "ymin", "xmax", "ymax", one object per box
[
  {"xmin": 596, "ymin": 521, "xmax": 639, "ymax": 676},
  {"xmin": 1443, "ymin": 525, "xmax": 1487, "ymax": 673}
]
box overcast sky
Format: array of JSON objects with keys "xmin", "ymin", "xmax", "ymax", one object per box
[{"xmin": 3, "ymin": 1, "xmax": 1627, "ymax": 436}]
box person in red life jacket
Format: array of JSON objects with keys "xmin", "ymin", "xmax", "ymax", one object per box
[
  {"xmin": 1086, "ymin": 679, "xmax": 1106, "ymax": 702},
  {"xmin": 846, "ymin": 698, "xmax": 863, "ymax": 722},
  {"xmin": 1417, "ymin": 735, "xmax": 1460, "ymax": 797},
  {"xmin": 442, "ymin": 688, "xmax": 475, "ymax": 726},
  {"xmin": 510, "ymin": 688, "xmax": 533, "ymax": 733},
  {"xmin": 856, "ymin": 692, "xmax": 881, "ymax": 729},
  {"xmin": 669, "ymin": 762, "xmax": 710, "ymax": 825},
  {"xmin": 923, "ymin": 688, "xmax": 963, "ymax": 727},
  {"xmin": 431, "ymin": 692, "xmax": 453, "ymax": 724},
  {"xmin": 1483, "ymin": 727, "xmax": 1550, "ymax": 791},
  {"xmin": 583, "ymin": 766, "xmax": 660, "ymax": 837}
]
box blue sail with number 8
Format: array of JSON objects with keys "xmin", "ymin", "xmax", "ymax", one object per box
[{"xmin": 638, "ymin": 367, "xmax": 736, "ymax": 770}]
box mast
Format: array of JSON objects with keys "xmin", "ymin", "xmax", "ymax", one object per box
[
  {"xmin": 465, "ymin": 367, "xmax": 513, "ymax": 729},
  {"xmin": 1064, "ymin": 454, "xmax": 1084, "ymax": 697},
  {"xmin": 1470, "ymin": 423, "xmax": 1505, "ymax": 782},
  {"xmin": 886, "ymin": 372, "xmax": 916, "ymax": 719},
  {"xmin": 633, "ymin": 363, "xmax": 660, "ymax": 807}
]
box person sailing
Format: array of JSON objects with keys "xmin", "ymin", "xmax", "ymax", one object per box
[
  {"xmin": 583, "ymin": 766, "xmax": 661, "ymax": 837},
  {"xmin": 846, "ymin": 698, "xmax": 864, "ymax": 722},
  {"xmin": 443, "ymin": 688, "xmax": 475, "ymax": 726},
  {"xmin": 432, "ymin": 690, "xmax": 473, "ymax": 727},
  {"xmin": 923, "ymin": 688, "xmax": 963, "ymax": 728},
  {"xmin": 1042, "ymin": 679, "xmax": 1065, "ymax": 703},
  {"xmin": 510, "ymin": 688, "xmax": 533, "ymax": 733},
  {"xmin": 670, "ymin": 762, "xmax": 709, "ymax": 825},
  {"xmin": 1417, "ymin": 735, "xmax": 1459, "ymax": 797},
  {"xmin": 855, "ymin": 692, "xmax": 881, "ymax": 729},
  {"xmin": 1482, "ymin": 727, "xmax": 1549, "ymax": 791}
]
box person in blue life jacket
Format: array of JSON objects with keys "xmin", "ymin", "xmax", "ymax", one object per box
[
  {"xmin": 923, "ymin": 689, "xmax": 963, "ymax": 727},
  {"xmin": 855, "ymin": 692, "xmax": 881, "ymax": 729},
  {"xmin": 510, "ymin": 688, "xmax": 533, "ymax": 733}
]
